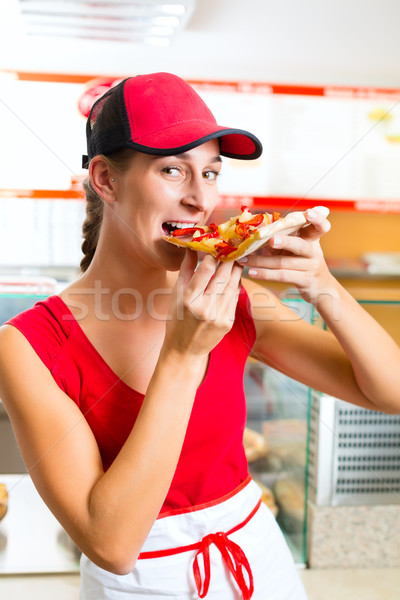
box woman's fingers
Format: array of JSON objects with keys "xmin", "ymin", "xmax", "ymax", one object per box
[
  {"xmin": 167, "ymin": 254, "xmax": 243, "ymax": 356},
  {"xmin": 176, "ymin": 249, "xmax": 198, "ymax": 287},
  {"xmin": 241, "ymin": 254, "xmax": 315, "ymax": 272},
  {"xmin": 183, "ymin": 254, "xmax": 219, "ymax": 296},
  {"xmin": 194, "ymin": 260, "xmax": 242, "ymax": 326},
  {"xmin": 244, "ymin": 266, "xmax": 307, "ymax": 284},
  {"xmin": 237, "ymin": 234, "xmax": 313, "ymax": 269},
  {"xmin": 300, "ymin": 209, "xmax": 331, "ymax": 241},
  {"xmin": 174, "ymin": 253, "xmax": 243, "ymax": 324},
  {"xmin": 237, "ymin": 209, "xmax": 331, "ymax": 269},
  {"xmin": 205, "ymin": 259, "xmax": 241, "ymax": 294},
  {"xmin": 234, "ymin": 210, "xmax": 332, "ymax": 303},
  {"xmin": 182, "ymin": 254, "xmax": 242, "ymax": 300}
]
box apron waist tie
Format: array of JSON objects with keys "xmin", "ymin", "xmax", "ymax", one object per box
[
  {"xmin": 193, "ymin": 530, "xmax": 253, "ymax": 599},
  {"xmin": 139, "ymin": 498, "xmax": 262, "ymax": 600}
]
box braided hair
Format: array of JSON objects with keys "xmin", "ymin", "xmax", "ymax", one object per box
[
  {"xmin": 80, "ymin": 177, "xmax": 103, "ymax": 273},
  {"xmin": 80, "ymin": 148, "xmax": 136, "ymax": 273}
]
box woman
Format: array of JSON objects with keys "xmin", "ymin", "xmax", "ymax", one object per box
[{"xmin": 0, "ymin": 72, "xmax": 399, "ymax": 600}]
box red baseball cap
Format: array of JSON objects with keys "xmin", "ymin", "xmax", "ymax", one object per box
[{"xmin": 82, "ymin": 72, "xmax": 262, "ymax": 168}]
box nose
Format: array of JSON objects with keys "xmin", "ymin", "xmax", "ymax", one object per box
[{"xmin": 181, "ymin": 173, "xmax": 215, "ymax": 213}]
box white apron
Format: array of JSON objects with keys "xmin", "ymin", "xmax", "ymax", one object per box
[{"xmin": 79, "ymin": 478, "xmax": 308, "ymax": 599}]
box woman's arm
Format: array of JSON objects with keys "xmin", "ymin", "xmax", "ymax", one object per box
[
  {"xmin": 240, "ymin": 210, "xmax": 400, "ymax": 414},
  {"xmin": 0, "ymin": 252, "xmax": 243, "ymax": 575}
]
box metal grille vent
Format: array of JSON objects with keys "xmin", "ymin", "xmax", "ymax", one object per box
[
  {"xmin": 334, "ymin": 406, "xmax": 400, "ymax": 501},
  {"xmin": 308, "ymin": 393, "xmax": 400, "ymax": 506},
  {"xmin": 307, "ymin": 407, "xmax": 319, "ymax": 497},
  {"xmin": 17, "ymin": 0, "xmax": 196, "ymax": 45}
]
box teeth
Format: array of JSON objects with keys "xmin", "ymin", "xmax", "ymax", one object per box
[{"xmin": 166, "ymin": 221, "xmax": 197, "ymax": 228}]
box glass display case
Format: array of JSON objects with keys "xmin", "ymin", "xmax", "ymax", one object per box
[{"xmin": 244, "ymin": 296, "xmax": 315, "ymax": 566}]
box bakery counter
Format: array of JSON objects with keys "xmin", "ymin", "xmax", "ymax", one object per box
[
  {"xmin": 0, "ymin": 475, "xmax": 80, "ymax": 575},
  {"xmin": 300, "ymin": 568, "xmax": 400, "ymax": 600},
  {"xmin": 2, "ymin": 568, "xmax": 400, "ymax": 599},
  {"xmin": 0, "ymin": 574, "xmax": 81, "ymax": 599}
]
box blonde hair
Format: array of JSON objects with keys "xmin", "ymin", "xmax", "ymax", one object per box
[{"xmin": 80, "ymin": 148, "xmax": 136, "ymax": 273}]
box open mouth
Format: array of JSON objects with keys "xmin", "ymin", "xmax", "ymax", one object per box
[{"xmin": 162, "ymin": 221, "xmax": 198, "ymax": 236}]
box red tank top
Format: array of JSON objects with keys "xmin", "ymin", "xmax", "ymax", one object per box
[{"xmin": 6, "ymin": 287, "xmax": 256, "ymax": 514}]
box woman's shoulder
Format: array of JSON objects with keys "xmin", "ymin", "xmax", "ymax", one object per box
[{"xmin": 1, "ymin": 295, "xmax": 74, "ymax": 371}]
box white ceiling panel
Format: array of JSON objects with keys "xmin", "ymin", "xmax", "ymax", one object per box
[{"xmin": 0, "ymin": 0, "xmax": 400, "ymax": 86}]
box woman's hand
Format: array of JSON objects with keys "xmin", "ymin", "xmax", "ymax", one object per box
[
  {"xmin": 165, "ymin": 250, "xmax": 243, "ymax": 357},
  {"xmin": 238, "ymin": 208, "xmax": 333, "ymax": 304}
]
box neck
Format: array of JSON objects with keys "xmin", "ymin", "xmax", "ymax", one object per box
[{"xmin": 69, "ymin": 247, "xmax": 177, "ymax": 321}]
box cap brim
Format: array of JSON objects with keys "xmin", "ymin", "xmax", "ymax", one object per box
[{"xmin": 126, "ymin": 124, "xmax": 263, "ymax": 160}]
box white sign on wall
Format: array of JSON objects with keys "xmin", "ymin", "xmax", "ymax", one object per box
[
  {"xmin": 0, "ymin": 79, "xmax": 87, "ymax": 190},
  {"xmin": 1, "ymin": 77, "xmax": 400, "ymax": 201},
  {"xmin": 0, "ymin": 197, "xmax": 85, "ymax": 267},
  {"xmin": 1, "ymin": 77, "xmax": 400, "ymax": 268}
]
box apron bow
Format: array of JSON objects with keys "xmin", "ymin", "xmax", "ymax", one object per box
[{"xmin": 193, "ymin": 530, "xmax": 254, "ymax": 599}]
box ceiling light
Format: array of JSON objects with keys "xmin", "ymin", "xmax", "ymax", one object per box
[{"xmin": 17, "ymin": 0, "xmax": 196, "ymax": 45}]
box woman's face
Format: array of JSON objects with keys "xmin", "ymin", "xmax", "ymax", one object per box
[{"xmin": 109, "ymin": 139, "xmax": 222, "ymax": 270}]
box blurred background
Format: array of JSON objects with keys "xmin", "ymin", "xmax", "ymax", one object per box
[
  {"xmin": 0, "ymin": 2, "xmax": 400, "ymax": 599},
  {"xmin": 1, "ymin": 0, "xmax": 400, "ymax": 85}
]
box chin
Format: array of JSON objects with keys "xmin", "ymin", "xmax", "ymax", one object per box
[
  {"xmin": 155, "ymin": 241, "xmax": 186, "ymax": 271},
  {"xmin": 166, "ymin": 251, "xmax": 186, "ymax": 272}
]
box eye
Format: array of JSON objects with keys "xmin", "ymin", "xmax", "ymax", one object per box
[
  {"xmin": 202, "ymin": 170, "xmax": 221, "ymax": 181},
  {"xmin": 161, "ymin": 166, "xmax": 183, "ymax": 178}
]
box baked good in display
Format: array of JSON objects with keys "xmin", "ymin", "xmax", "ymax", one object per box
[
  {"xmin": 262, "ymin": 419, "xmax": 307, "ymax": 471},
  {"xmin": 243, "ymin": 427, "xmax": 269, "ymax": 462},
  {"xmin": 273, "ymin": 477, "xmax": 305, "ymax": 533},
  {"xmin": 0, "ymin": 483, "xmax": 8, "ymax": 521},
  {"xmin": 163, "ymin": 205, "xmax": 329, "ymax": 262},
  {"xmin": 254, "ymin": 479, "xmax": 278, "ymax": 517}
]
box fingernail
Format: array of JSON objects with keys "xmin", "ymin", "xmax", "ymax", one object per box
[
  {"xmin": 248, "ymin": 269, "xmax": 258, "ymax": 277},
  {"xmin": 307, "ymin": 210, "xmax": 316, "ymax": 219},
  {"xmin": 273, "ymin": 236, "xmax": 282, "ymax": 247},
  {"xmin": 237, "ymin": 256, "xmax": 248, "ymax": 263}
]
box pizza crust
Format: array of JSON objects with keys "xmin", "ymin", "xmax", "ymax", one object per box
[{"xmin": 163, "ymin": 206, "xmax": 329, "ymax": 262}]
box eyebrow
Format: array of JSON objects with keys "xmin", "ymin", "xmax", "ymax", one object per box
[
  {"xmin": 155, "ymin": 152, "xmax": 222, "ymax": 164},
  {"xmin": 177, "ymin": 152, "xmax": 222, "ymax": 163}
]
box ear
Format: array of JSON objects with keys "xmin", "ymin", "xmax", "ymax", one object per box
[{"xmin": 89, "ymin": 156, "xmax": 116, "ymax": 204}]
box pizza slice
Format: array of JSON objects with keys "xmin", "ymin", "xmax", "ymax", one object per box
[{"xmin": 163, "ymin": 205, "xmax": 329, "ymax": 262}]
